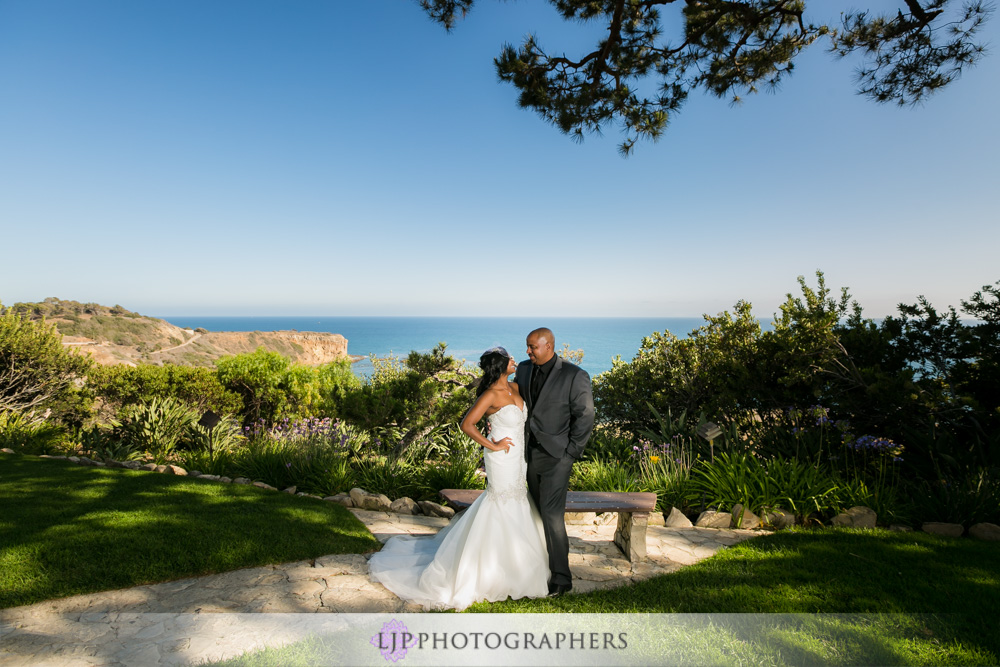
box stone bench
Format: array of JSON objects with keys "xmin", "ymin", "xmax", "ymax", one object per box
[{"xmin": 439, "ymin": 489, "xmax": 657, "ymax": 561}]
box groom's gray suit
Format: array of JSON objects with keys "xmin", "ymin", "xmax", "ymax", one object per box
[{"xmin": 516, "ymin": 356, "xmax": 595, "ymax": 589}]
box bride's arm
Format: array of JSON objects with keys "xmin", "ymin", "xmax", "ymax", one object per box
[{"xmin": 460, "ymin": 391, "xmax": 513, "ymax": 453}]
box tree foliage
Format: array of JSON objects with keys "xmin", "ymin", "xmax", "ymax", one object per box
[
  {"xmin": 420, "ymin": 0, "xmax": 992, "ymax": 153},
  {"xmin": 594, "ymin": 272, "xmax": 1000, "ymax": 477},
  {"xmin": 87, "ymin": 363, "xmax": 242, "ymax": 419},
  {"xmin": 213, "ymin": 349, "xmax": 359, "ymax": 426},
  {"xmin": 332, "ymin": 343, "xmax": 478, "ymax": 454},
  {"xmin": 0, "ymin": 302, "xmax": 92, "ymax": 415}
]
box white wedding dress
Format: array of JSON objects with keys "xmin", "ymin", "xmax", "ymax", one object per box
[{"xmin": 367, "ymin": 402, "xmax": 550, "ymax": 610}]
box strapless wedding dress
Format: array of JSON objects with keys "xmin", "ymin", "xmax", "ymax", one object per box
[{"xmin": 367, "ymin": 402, "xmax": 549, "ymax": 610}]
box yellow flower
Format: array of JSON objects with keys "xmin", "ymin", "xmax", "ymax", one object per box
[{"xmin": 649, "ymin": 455, "xmax": 660, "ymax": 464}]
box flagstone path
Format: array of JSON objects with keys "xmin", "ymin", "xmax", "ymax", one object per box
[{"xmin": 0, "ymin": 509, "xmax": 759, "ymax": 666}]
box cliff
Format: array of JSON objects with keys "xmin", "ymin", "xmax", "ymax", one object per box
[{"xmin": 4, "ymin": 298, "xmax": 350, "ymax": 367}]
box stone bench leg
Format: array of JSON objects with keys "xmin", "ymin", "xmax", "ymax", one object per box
[{"xmin": 613, "ymin": 511, "xmax": 648, "ymax": 561}]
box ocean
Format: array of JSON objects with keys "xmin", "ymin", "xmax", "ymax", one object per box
[{"xmin": 156, "ymin": 316, "xmax": 710, "ymax": 378}]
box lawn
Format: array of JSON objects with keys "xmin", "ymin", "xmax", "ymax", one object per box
[
  {"xmin": 203, "ymin": 528, "xmax": 1000, "ymax": 665},
  {"xmin": 0, "ymin": 455, "xmax": 381, "ymax": 609},
  {"xmin": 4, "ymin": 454, "xmax": 999, "ymax": 665}
]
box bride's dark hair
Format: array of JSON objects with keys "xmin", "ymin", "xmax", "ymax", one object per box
[{"xmin": 476, "ymin": 347, "xmax": 511, "ymax": 399}]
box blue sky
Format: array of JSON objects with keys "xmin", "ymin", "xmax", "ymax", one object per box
[{"xmin": 1, "ymin": 1, "xmax": 997, "ymax": 318}]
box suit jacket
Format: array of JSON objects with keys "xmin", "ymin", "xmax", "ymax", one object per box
[{"xmin": 516, "ymin": 356, "xmax": 595, "ymax": 460}]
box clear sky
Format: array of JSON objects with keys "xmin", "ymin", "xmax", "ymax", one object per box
[{"xmin": 1, "ymin": 1, "xmax": 997, "ymax": 318}]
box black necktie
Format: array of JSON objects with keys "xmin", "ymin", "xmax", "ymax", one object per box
[{"xmin": 531, "ymin": 365, "xmax": 543, "ymax": 404}]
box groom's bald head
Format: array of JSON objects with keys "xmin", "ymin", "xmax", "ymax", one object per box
[{"xmin": 526, "ymin": 328, "xmax": 555, "ymax": 365}]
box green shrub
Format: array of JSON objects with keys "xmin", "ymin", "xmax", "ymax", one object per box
[
  {"xmin": 570, "ymin": 457, "xmax": 640, "ymax": 493},
  {"xmin": 632, "ymin": 436, "xmax": 695, "ymax": 511},
  {"xmin": 331, "ymin": 345, "xmax": 477, "ymax": 456},
  {"xmin": 0, "ymin": 303, "xmax": 92, "ymax": 416},
  {"xmin": 113, "ymin": 397, "xmax": 198, "ymax": 461},
  {"xmin": 74, "ymin": 425, "xmax": 144, "ymax": 462},
  {"xmin": 906, "ymin": 468, "xmax": 1000, "ymax": 526},
  {"xmin": 88, "ymin": 363, "xmax": 240, "ymax": 420},
  {"xmin": 687, "ymin": 452, "xmax": 842, "ymax": 520},
  {"xmin": 352, "ymin": 457, "xmax": 420, "ymax": 499},
  {"xmin": 414, "ymin": 431, "xmax": 485, "ymax": 498},
  {"xmin": 0, "ymin": 411, "xmax": 67, "ymax": 454},
  {"xmin": 176, "ymin": 446, "xmax": 237, "ymax": 476},
  {"xmin": 215, "ymin": 349, "xmax": 322, "ymax": 426},
  {"xmin": 228, "ymin": 417, "xmax": 363, "ymax": 494}
]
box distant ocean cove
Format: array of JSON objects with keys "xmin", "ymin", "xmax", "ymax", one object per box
[{"xmin": 157, "ymin": 317, "xmax": 710, "ymax": 378}]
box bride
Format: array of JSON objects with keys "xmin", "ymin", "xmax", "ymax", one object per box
[{"xmin": 366, "ymin": 346, "xmax": 550, "ymax": 610}]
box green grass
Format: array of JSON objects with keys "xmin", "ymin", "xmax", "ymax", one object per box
[
  {"xmin": 465, "ymin": 528, "xmax": 1000, "ymax": 664},
  {"xmin": 0, "ymin": 455, "xmax": 382, "ymax": 609},
  {"xmin": 203, "ymin": 529, "xmax": 1000, "ymax": 666}
]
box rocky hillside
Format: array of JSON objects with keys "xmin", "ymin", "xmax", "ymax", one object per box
[{"xmin": 4, "ymin": 298, "xmax": 350, "ymax": 367}]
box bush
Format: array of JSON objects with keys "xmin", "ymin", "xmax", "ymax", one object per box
[
  {"xmin": 113, "ymin": 397, "xmax": 198, "ymax": 461},
  {"xmin": 630, "ymin": 436, "xmax": 695, "ymax": 512},
  {"xmin": 0, "ymin": 303, "xmax": 92, "ymax": 415},
  {"xmin": 906, "ymin": 468, "xmax": 1000, "ymax": 526},
  {"xmin": 332, "ymin": 345, "xmax": 477, "ymax": 455},
  {"xmin": 87, "ymin": 363, "xmax": 241, "ymax": 420},
  {"xmin": 570, "ymin": 457, "xmax": 640, "ymax": 493},
  {"xmin": 74, "ymin": 425, "xmax": 144, "ymax": 462},
  {"xmin": 0, "ymin": 411, "xmax": 67, "ymax": 454},
  {"xmin": 216, "ymin": 347, "xmax": 311, "ymax": 426},
  {"xmin": 687, "ymin": 452, "xmax": 842, "ymax": 520}
]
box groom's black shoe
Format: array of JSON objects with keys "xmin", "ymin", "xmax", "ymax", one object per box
[{"xmin": 547, "ymin": 583, "xmax": 573, "ymax": 598}]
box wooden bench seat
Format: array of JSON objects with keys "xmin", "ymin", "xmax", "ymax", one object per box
[{"xmin": 439, "ymin": 489, "xmax": 657, "ymax": 561}]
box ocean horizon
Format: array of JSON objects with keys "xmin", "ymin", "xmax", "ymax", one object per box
[{"xmin": 156, "ymin": 316, "xmax": 718, "ymax": 377}]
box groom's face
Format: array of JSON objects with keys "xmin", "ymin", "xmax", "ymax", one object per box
[{"xmin": 526, "ymin": 333, "xmax": 554, "ymax": 365}]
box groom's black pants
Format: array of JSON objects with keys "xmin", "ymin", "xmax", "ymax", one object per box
[{"xmin": 526, "ymin": 446, "xmax": 575, "ymax": 587}]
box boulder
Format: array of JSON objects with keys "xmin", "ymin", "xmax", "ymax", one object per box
[
  {"xmin": 67, "ymin": 456, "xmax": 80, "ymax": 463},
  {"xmin": 232, "ymin": 477, "xmax": 251, "ymax": 485},
  {"xmin": 695, "ymin": 510, "xmax": 732, "ymax": 529},
  {"xmin": 664, "ymin": 507, "xmax": 693, "ymax": 528},
  {"xmin": 120, "ymin": 461, "xmax": 142, "ymax": 470},
  {"xmin": 283, "ymin": 486, "xmax": 298, "ymax": 495},
  {"xmin": 350, "ymin": 487, "xmax": 392, "ymax": 511},
  {"xmin": 731, "ymin": 504, "xmax": 761, "ymax": 529},
  {"xmin": 142, "ymin": 463, "xmax": 158, "ymax": 471},
  {"xmin": 187, "ymin": 470, "xmax": 203, "ymax": 477},
  {"xmin": 648, "ymin": 511, "xmax": 666, "ymax": 527},
  {"xmin": 922, "ymin": 522, "xmax": 964, "ymax": 537},
  {"xmin": 154, "ymin": 465, "xmax": 170, "ymax": 474},
  {"xmin": 969, "ymin": 522, "xmax": 1000, "ymax": 541},
  {"xmin": 418, "ymin": 500, "xmax": 455, "ymax": 519},
  {"xmin": 391, "ymin": 497, "xmax": 421, "ymax": 515},
  {"xmin": 324, "ymin": 494, "xmax": 354, "ymax": 507},
  {"xmin": 167, "ymin": 465, "xmax": 187, "ymax": 476},
  {"xmin": 763, "ymin": 509, "xmax": 797, "ymax": 529},
  {"xmin": 199, "ymin": 474, "xmax": 221, "ymax": 481},
  {"xmin": 889, "ymin": 524, "xmax": 913, "ymax": 532},
  {"xmin": 831, "ymin": 506, "xmax": 877, "ymax": 529},
  {"xmin": 1, "ymin": 448, "xmax": 15, "ymax": 454},
  {"xmin": 219, "ymin": 476, "xmax": 233, "ymax": 483},
  {"xmin": 103, "ymin": 460, "xmax": 124, "ymax": 469},
  {"xmin": 252, "ymin": 481, "xmax": 277, "ymax": 491},
  {"xmin": 595, "ymin": 512, "xmax": 618, "ymax": 526},
  {"xmin": 565, "ymin": 511, "xmax": 598, "ymax": 525}
]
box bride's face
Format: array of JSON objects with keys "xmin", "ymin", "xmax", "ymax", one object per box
[{"xmin": 505, "ymin": 356, "xmax": 517, "ymax": 376}]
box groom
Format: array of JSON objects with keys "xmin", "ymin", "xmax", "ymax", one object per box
[{"xmin": 516, "ymin": 327, "xmax": 595, "ymax": 597}]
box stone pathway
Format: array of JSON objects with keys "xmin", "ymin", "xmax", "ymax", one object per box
[{"xmin": 0, "ymin": 509, "xmax": 760, "ymax": 666}]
